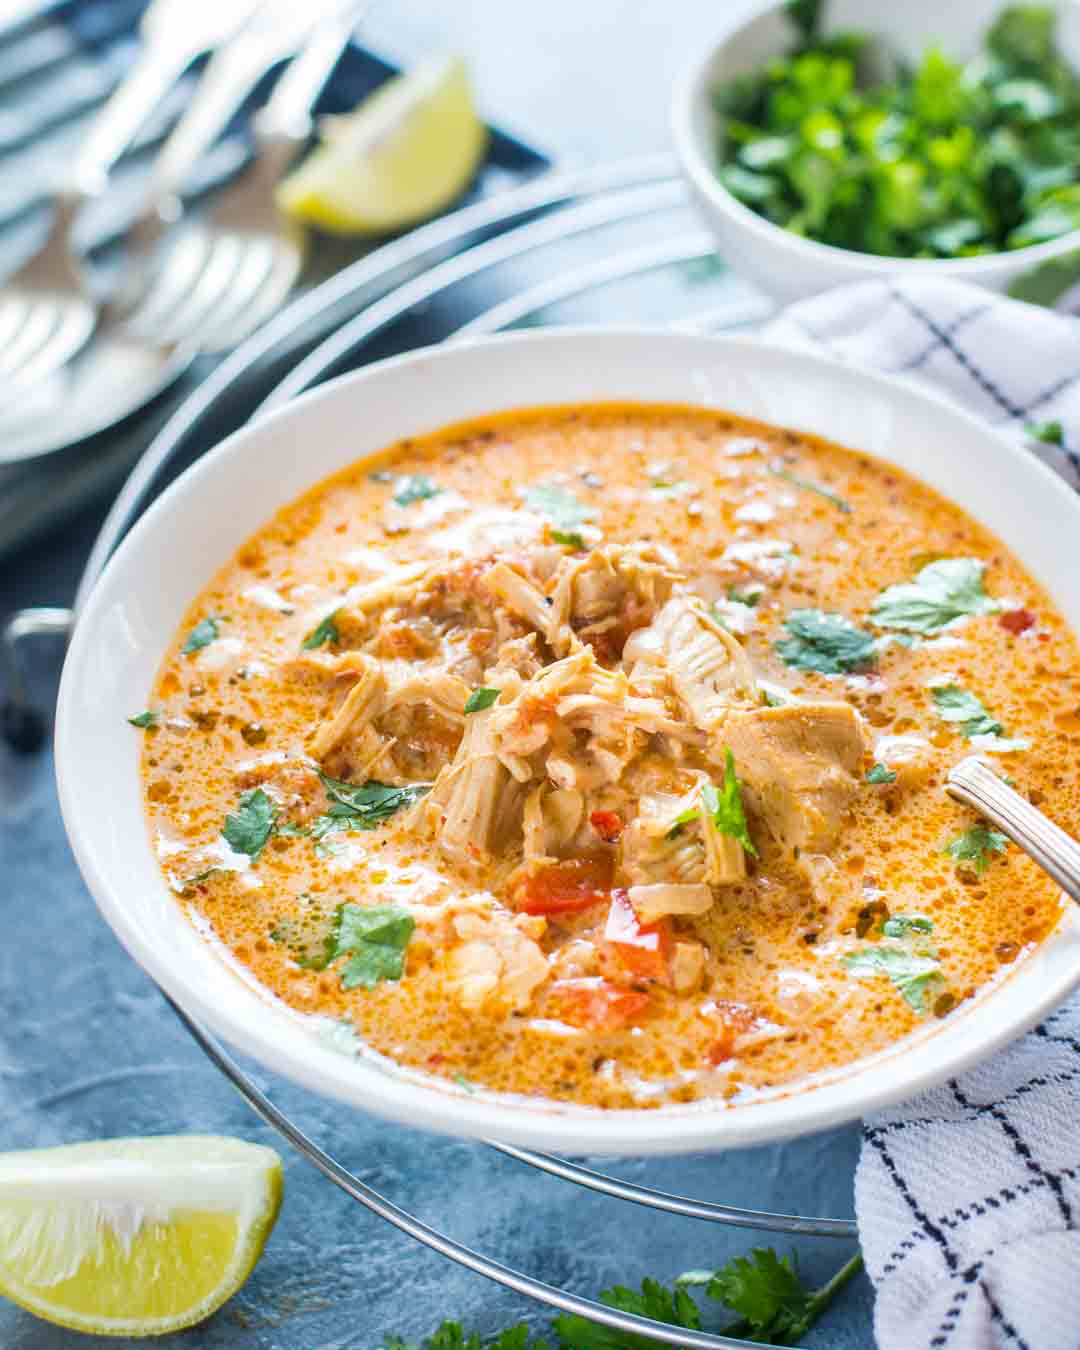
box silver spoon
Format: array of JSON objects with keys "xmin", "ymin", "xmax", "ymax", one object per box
[{"xmin": 947, "ymin": 756, "xmax": 1080, "ymax": 904}]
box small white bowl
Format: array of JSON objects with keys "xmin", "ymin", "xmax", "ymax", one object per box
[
  {"xmin": 672, "ymin": 0, "xmax": 1080, "ymax": 303},
  {"xmin": 56, "ymin": 329, "xmax": 1080, "ymax": 1154}
]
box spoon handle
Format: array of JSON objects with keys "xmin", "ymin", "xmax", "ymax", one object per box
[{"xmin": 947, "ymin": 756, "xmax": 1080, "ymax": 905}]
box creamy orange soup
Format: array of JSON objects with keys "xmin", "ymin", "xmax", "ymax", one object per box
[{"xmin": 138, "ymin": 404, "xmax": 1079, "ymax": 1110}]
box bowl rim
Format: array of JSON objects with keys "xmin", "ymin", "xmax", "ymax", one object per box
[
  {"xmin": 55, "ymin": 325, "xmax": 1080, "ymax": 1154},
  {"xmin": 670, "ymin": 0, "xmax": 1080, "ymax": 277}
]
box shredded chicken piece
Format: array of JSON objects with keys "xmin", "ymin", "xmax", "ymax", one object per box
[
  {"xmin": 418, "ymin": 697, "xmax": 525, "ymax": 864},
  {"xmin": 310, "ymin": 654, "xmax": 386, "ymax": 761},
  {"xmin": 487, "ymin": 647, "xmax": 701, "ymax": 793},
  {"xmin": 669, "ymin": 941, "xmax": 706, "ymax": 993},
  {"xmin": 487, "ymin": 633, "xmax": 543, "ymax": 682},
  {"xmin": 620, "ymin": 782, "xmax": 746, "ymax": 886},
  {"xmin": 718, "ymin": 702, "xmax": 867, "ymax": 853},
  {"xmin": 383, "ymin": 670, "xmax": 470, "ymax": 724},
  {"xmin": 546, "ymin": 543, "xmax": 684, "ymax": 655},
  {"xmin": 339, "ymin": 560, "xmax": 435, "ymax": 615},
  {"xmin": 627, "ymin": 883, "xmax": 713, "ymax": 924},
  {"xmin": 624, "ymin": 596, "xmax": 757, "ymax": 734},
  {"xmin": 481, "ymin": 561, "xmax": 551, "ymax": 634},
  {"xmin": 522, "ymin": 784, "xmax": 586, "ymax": 861},
  {"xmin": 445, "ymin": 907, "xmax": 549, "ymax": 1011}
]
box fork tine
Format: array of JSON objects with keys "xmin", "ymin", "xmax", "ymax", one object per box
[
  {"xmin": 6, "ymin": 305, "xmax": 94, "ymax": 390},
  {"xmin": 207, "ymin": 244, "xmax": 302, "ymax": 351},
  {"xmin": 0, "ymin": 304, "xmax": 60, "ymax": 378},
  {"xmin": 0, "ymin": 298, "xmax": 32, "ymax": 352},
  {"xmin": 147, "ymin": 234, "xmax": 248, "ymax": 348},
  {"xmin": 122, "ymin": 229, "xmax": 215, "ymax": 341},
  {"xmin": 184, "ymin": 236, "xmax": 278, "ymax": 349}
]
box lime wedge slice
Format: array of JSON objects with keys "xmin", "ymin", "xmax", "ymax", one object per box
[
  {"xmin": 278, "ymin": 55, "xmax": 487, "ymax": 235},
  {"xmin": 0, "ymin": 1135, "xmax": 282, "ymax": 1336}
]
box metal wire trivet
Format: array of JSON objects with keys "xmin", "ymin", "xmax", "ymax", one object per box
[{"xmin": 2, "ymin": 155, "xmax": 860, "ymax": 1348}]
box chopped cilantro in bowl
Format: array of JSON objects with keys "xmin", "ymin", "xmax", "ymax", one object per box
[
  {"xmin": 706, "ymin": 3, "xmax": 1080, "ymax": 261},
  {"xmin": 675, "ymin": 1, "xmax": 1080, "ymax": 287}
]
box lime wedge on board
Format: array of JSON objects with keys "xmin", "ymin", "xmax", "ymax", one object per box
[
  {"xmin": 278, "ymin": 55, "xmax": 487, "ymax": 235},
  {"xmin": 0, "ymin": 1135, "xmax": 282, "ymax": 1337}
]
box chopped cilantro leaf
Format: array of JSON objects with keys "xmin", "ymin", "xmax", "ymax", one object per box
[
  {"xmin": 328, "ymin": 903, "xmax": 415, "ymax": 990},
  {"xmin": 667, "ymin": 751, "xmax": 758, "ymax": 857},
  {"xmin": 221, "ymin": 788, "xmax": 277, "ymax": 861},
  {"xmin": 464, "ymin": 687, "xmax": 500, "ymax": 714},
  {"xmin": 866, "ymin": 763, "xmax": 897, "ymax": 784},
  {"xmin": 179, "ymin": 866, "xmax": 223, "ymax": 892},
  {"xmin": 767, "ymin": 463, "xmax": 852, "ymax": 513},
  {"xmin": 882, "ymin": 914, "xmax": 934, "ymax": 938},
  {"xmin": 522, "ymin": 482, "xmax": 596, "ymax": 534},
  {"xmin": 302, "ymin": 610, "xmax": 340, "ymax": 650},
  {"xmin": 944, "ymin": 823, "xmax": 1009, "ymax": 874},
  {"xmin": 843, "ymin": 946, "xmax": 943, "ymax": 1014},
  {"xmin": 319, "ymin": 774, "xmax": 429, "ymax": 823},
  {"xmin": 127, "ymin": 710, "xmax": 159, "ymax": 729},
  {"xmin": 392, "ymin": 475, "xmax": 442, "ymax": 506},
  {"xmin": 728, "ymin": 583, "xmax": 764, "ymax": 607},
  {"xmin": 930, "ymin": 684, "xmax": 1004, "ymax": 738},
  {"xmin": 181, "ymin": 616, "xmax": 221, "ymax": 655},
  {"xmin": 706, "ymin": 749, "xmax": 759, "ymax": 858},
  {"xmin": 1027, "ymin": 419, "xmax": 1065, "ymax": 445},
  {"xmin": 871, "ymin": 558, "xmax": 998, "ymax": 634},
  {"xmin": 775, "ymin": 609, "xmax": 876, "ymax": 675},
  {"xmin": 306, "ymin": 776, "xmax": 429, "ymax": 850},
  {"xmin": 551, "ymin": 529, "xmax": 586, "ymax": 550}
]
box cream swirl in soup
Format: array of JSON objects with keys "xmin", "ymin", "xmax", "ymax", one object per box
[{"xmin": 138, "ymin": 404, "xmax": 1079, "ymax": 1109}]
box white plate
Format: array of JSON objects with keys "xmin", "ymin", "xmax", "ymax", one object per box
[{"xmin": 55, "ymin": 328, "xmax": 1080, "ymax": 1154}]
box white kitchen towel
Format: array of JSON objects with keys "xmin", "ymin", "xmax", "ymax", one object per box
[{"xmin": 764, "ymin": 278, "xmax": 1080, "ymax": 1350}]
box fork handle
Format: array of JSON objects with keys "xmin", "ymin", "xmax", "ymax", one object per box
[
  {"xmin": 947, "ymin": 756, "xmax": 1080, "ymax": 904},
  {"xmin": 254, "ymin": 15, "xmax": 356, "ymax": 142},
  {"xmin": 68, "ymin": 42, "xmax": 203, "ymax": 202}
]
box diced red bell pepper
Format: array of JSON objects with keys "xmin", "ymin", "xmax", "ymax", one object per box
[
  {"xmin": 519, "ymin": 854, "xmax": 613, "ymax": 916},
  {"xmin": 604, "ymin": 889, "xmax": 670, "ymax": 982},
  {"xmin": 589, "ymin": 809, "xmax": 624, "ymax": 843},
  {"xmin": 998, "ymin": 607, "xmax": 1035, "ymax": 635},
  {"xmin": 705, "ymin": 1000, "xmax": 757, "ymax": 1065},
  {"xmin": 548, "ymin": 979, "xmax": 650, "ymax": 1031}
]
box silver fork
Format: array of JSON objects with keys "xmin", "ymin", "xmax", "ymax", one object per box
[
  {"xmin": 121, "ymin": 12, "xmax": 359, "ymax": 353},
  {"xmin": 0, "ymin": 0, "xmax": 262, "ymax": 389}
]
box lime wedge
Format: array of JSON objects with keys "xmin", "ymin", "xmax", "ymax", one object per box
[
  {"xmin": 278, "ymin": 55, "xmax": 487, "ymax": 235},
  {"xmin": 0, "ymin": 1135, "xmax": 282, "ymax": 1337}
]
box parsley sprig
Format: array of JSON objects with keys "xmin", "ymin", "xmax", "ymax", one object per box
[
  {"xmin": 944, "ymin": 823, "xmax": 1009, "ymax": 874},
  {"xmin": 930, "ymin": 684, "xmax": 1029, "ymax": 750},
  {"xmin": 775, "ymin": 609, "xmax": 876, "ymax": 675},
  {"xmin": 302, "ymin": 610, "xmax": 340, "ymax": 650},
  {"xmin": 669, "ymin": 749, "xmax": 758, "ymax": 858},
  {"xmin": 393, "ymin": 474, "xmax": 443, "ymax": 506},
  {"xmin": 842, "ymin": 912, "xmax": 944, "ymax": 1014},
  {"xmin": 181, "ymin": 615, "xmax": 223, "ymax": 655},
  {"xmin": 766, "ymin": 462, "xmax": 852, "ymax": 513},
  {"xmin": 522, "ymin": 482, "xmax": 597, "ymax": 534},
  {"xmin": 871, "ymin": 558, "xmax": 998, "ymax": 634},
  {"xmin": 385, "ymin": 1247, "xmax": 863, "ymax": 1348}
]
